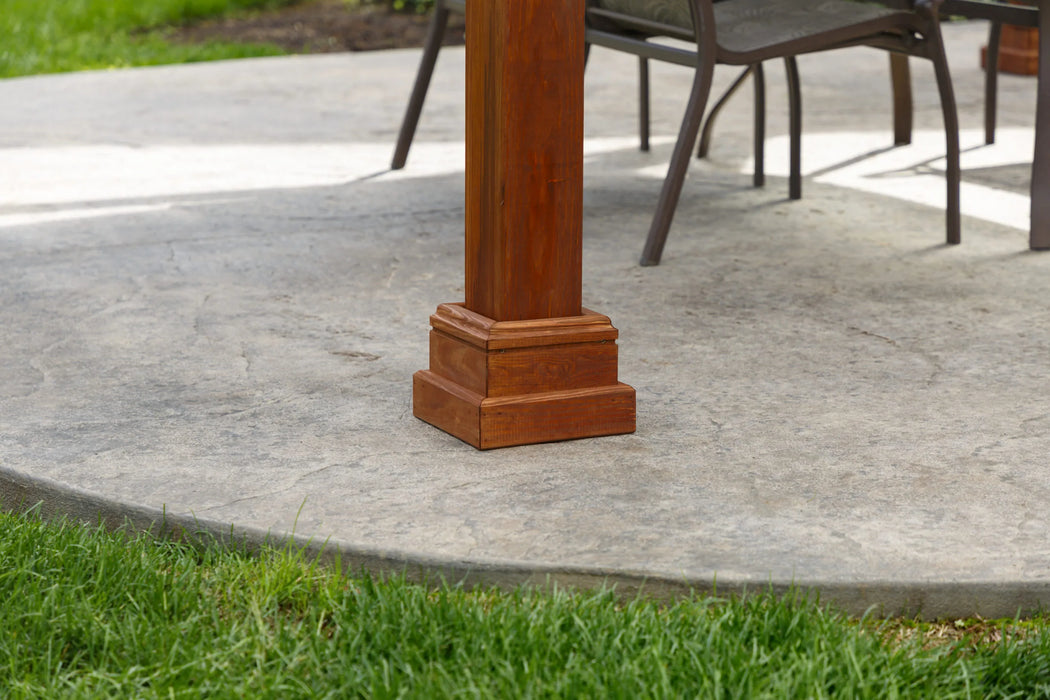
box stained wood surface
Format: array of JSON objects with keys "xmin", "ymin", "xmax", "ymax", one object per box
[
  {"xmin": 413, "ymin": 0, "xmax": 635, "ymax": 448},
  {"xmin": 427, "ymin": 305, "xmax": 621, "ymax": 398},
  {"xmin": 413, "ymin": 371, "xmax": 636, "ymax": 450},
  {"xmin": 429, "ymin": 303, "xmax": 618, "ymax": 350},
  {"xmin": 464, "ymin": 0, "xmax": 585, "ymax": 321},
  {"xmin": 475, "ymin": 384, "xmax": 636, "ymax": 449},
  {"xmin": 986, "ymin": 24, "xmax": 1039, "ymax": 75},
  {"xmin": 415, "ymin": 303, "xmax": 634, "ymax": 448}
]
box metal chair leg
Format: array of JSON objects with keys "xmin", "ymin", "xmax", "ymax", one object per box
[
  {"xmin": 752, "ymin": 62, "xmax": 766, "ymax": 188},
  {"xmin": 889, "ymin": 53, "xmax": 913, "ymax": 146},
  {"xmin": 697, "ymin": 66, "xmax": 753, "ymax": 159},
  {"xmin": 930, "ymin": 28, "xmax": 961, "ymax": 245},
  {"xmin": 1029, "ymin": 8, "xmax": 1049, "ymax": 249},
  {"xmin": 785, "ymin": 56, "xmax": 802, "ymax": 200},
  {"xmin": 696, "ymin": 65, "xmax": 765, "ymax": 186},
  {"xmin": 695, "ymin": 64, "xmax": 765, "ymax": 188},
  {"xmin": 391, "ymin": 1, "xmax": 451, "ymax": 170},
  {"xmin": 639, "ymin": 55, "xmax": 716, "ymax": 266},
  {"xmin": 639, "ymin": 57, "xmax": 651, "ymax": 151},
  {"xmin": 985, "ymin": 21, "xmax": 1002, "ymax": 145}
]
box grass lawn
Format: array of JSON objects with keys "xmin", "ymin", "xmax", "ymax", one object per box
[
  {"xmin": 1, "ymin": 507, "xmax": 1049, "ymax": 697},
  {"xmin": 0, "ymin": 0, "xmax": 308, "ymax": 78}
]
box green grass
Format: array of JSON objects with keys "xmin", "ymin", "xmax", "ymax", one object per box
[
  {"xmin": 1, "ymin": 507, "xmax": 1050, "ymax": 697},
  {"xmin": 0, "ymin": 0, "xmax": 309, "ymax": 78}
]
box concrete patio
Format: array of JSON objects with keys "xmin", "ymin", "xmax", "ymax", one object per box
[{"xmin": 1, "ymin": 20, "xmax": 1048, "ymax": 618}]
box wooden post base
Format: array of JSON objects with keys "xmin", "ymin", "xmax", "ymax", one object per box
[
  {"xmin": 413, "ymin": 304, "xmax": 636, "ymax": 449},
  {"xmin": 983, "ymin": 25, "xmax": 1040, "ymax": 76}
]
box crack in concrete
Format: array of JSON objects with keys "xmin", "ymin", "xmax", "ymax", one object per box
[
  {"xmin": 18, "ymin": 358, "xmax": 48, "ymax": 398},
  {"xmin": 240, "ymin": 344, "xmax": 253, "ymax": 375},
  {"xmin": 192, "ymin": 293, "xmax": 212, "ymax": 338},
  {"xmin": 847, "ymin": 325, "xmax": 898, "ymax": 346},
  {"xmin": 196, "ymin": 486, "xmax": 296, "ymax": 514},
  {"xmin": 1019, "ymin": 412, "xmax": 1050, "ymax": 436},
  {"xmin": 846, "ymin": 324, "xmax": 944, "ymax": 386},
  {"xmin": 382, "ymin": 256, "xmax": 400, "ymax": 290},
  {"xmin": 200, "ymin": 449, "xmax": 465, "ymax": 514},
  {"xmin": 24, "ymin": 333, "xmax": 74, "ymax": 396},
  {"xmin": 970, "ymin": 414, "xmax": 1050, "ymax": 454},
  {"xmin": 329, "ymin": 350, "xmax": 380, "ymax": 361}
]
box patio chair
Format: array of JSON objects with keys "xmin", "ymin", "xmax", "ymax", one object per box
[
  {"xmin": 391, "ymin": 0, "xmax": 779, "ymax": 191},
  {"xmin": 890, "ymin": 1, "xmax": 1039, "ymax": 147},
  {"xmin": 390, "ymin": 0, "xmax": 466, "ymax": 172},
  {"xmin": 588, "ymin": 0, "xmax": 959, "ymax": 264},
  {"xmin": 393, "ymin": 0, "xmax": 960, "ymax": 266}
]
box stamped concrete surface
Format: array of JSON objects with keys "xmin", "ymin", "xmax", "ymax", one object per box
[{"xmin": 2, "ymin": 21, "xmax": 1049, "ymax": 618}]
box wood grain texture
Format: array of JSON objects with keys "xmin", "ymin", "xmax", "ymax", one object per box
[
  {"xmin": 425, "ymin": 306, "xmax": 624, "ymax": 398},
  {"xmin": 414, "ymin": 370, "xmax": 635, "ymax": 450},
  {"xmin": 430, "ymin": 303, "xmax": 618, "ymax": 350},
  {"xmin": 415, "ymin": 306, "xmax": 635, "ymax": 448},
  {"xmin": 413, "ymin": 371, "xmax": 482, "ymax": 447},
  {"xmin": 477, "ymin": 383, "xmax": 636, "ymax": 449},
  {"xmin": 428, "ymin": 331, "xmax": 488, "ymax": 396},
  {"xmin": 486, "ymin": 342, "xmax": 619, "ymax": 396},
  {"xmin": 464, "ymin": 0, "xmax": 585, "ymax": 321},
  {"xmin": 429, "ymin": 330, "xmax": 620, "ymax": 397},
  {"xmin": 414, "ymin": 0, "xmax": 634, "ymax": 449}
]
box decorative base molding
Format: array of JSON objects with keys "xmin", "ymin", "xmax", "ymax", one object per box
[
  {"xmin": 983, "ymin": 25, "xmax": 1040, "ymax": 76},
  {"xmin": 413, "ymin": 303, "xmax": 636, "ymax": 449}
]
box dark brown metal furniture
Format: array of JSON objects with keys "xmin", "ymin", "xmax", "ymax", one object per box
[
  {"xmin": 584, "ymin": 3, "xmax": 800, "ymax": 198},
  {"xmin": 392, "ymin": 1, "xmax": 792, "ymax": 205},
  {"xmin": 392, "ymin": 0, "xmax": 776, "ymax": 186},
  {"xmin": 591, "ymin": 0, "xmax": 959, "ymax": 264},
  {"xmin": 390, "ymin": 0, "xmax": 466, "ymax": 172},
  {"xmin": 393, "ymin": 0, "xmax": 960, "ymax": 266},
  {"xmin": 892, "ymin": 2, "xmax": 1038, "ymax": 147},
  {"xmin": 890, "ymin": 0, "xmax": 1047, "ymax": 250}
]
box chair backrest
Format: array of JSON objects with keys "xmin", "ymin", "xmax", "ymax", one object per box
[
  {"xmin": 587, "ymin": 0, "xmax": 718, "ymax": 67},
  {"xmin": 592, "ymin": 0, "xmax": 695, "ymax": 32},
  {"xmin": 589, "ymin": 0, "xmax": 723, "ymax": 46}
]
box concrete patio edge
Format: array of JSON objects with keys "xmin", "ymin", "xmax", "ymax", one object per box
[{"xmin": 3, "ymin": 465, "xmax": 1047, "ymax": 621}]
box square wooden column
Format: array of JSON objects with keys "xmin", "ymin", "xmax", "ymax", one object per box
[{"xmin": 413, "ymin": 0, "xmax": 636, "ymax": 449}]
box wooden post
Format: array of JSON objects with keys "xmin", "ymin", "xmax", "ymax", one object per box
[{"xmin": 413, "ymin": 0, "xmax": 636, "ymax": 449}]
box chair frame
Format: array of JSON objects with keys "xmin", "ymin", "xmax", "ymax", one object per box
[
  {"xmin": 589, "ymin": 0, "xmax": 959, "ymax": 264},
  {"xmin": 392, "ymin": 0, "xmax": 781, "ymax": 190},
  {"xmin": 391, "ymin": 0, "xmax": 465, "ymax": 171},
  {"xmin": 891, "ymin": 1, "xmax": 1039, "ymax": 148},
  {"xmin": 392, "ymin": 0, "xmax": 960, "ymax": 267}
]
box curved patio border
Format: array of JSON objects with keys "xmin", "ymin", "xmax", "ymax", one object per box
[{"xmin": 3, "ymin": 464, "xmax": 1048, "ymax": 620}]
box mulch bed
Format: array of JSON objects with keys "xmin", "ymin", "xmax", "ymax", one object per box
[{"xmin": 167, "ymin": 0, "xmax": 464, "ymax": 53}]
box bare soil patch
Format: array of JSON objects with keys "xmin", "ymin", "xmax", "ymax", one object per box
[{"xmin": 167, "ymin": 0, "xmax": 463, "ymax": 53}]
